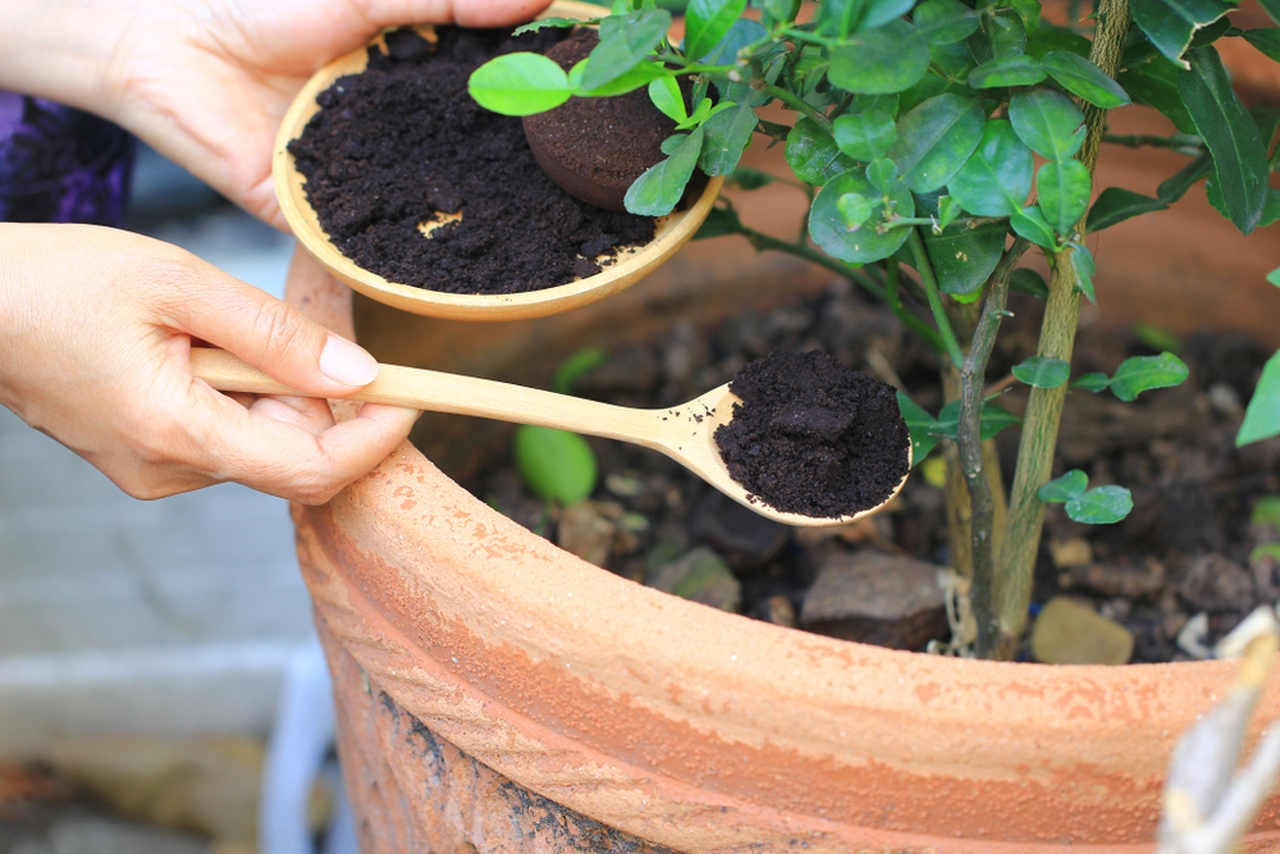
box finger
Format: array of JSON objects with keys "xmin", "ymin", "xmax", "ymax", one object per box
[
  {"xmin": 153, "ymin": 254, "xmax": 379, "ymax": 397},
  {"xmin": 186, "ymin": 381, "xmax": 419, "ymax": 502},
  {"xmin": 249, "ymin": 395, "xmax": 336, "ymax": 436},
  {"xmin": 359, "ymin": 0, "xmax": 554, "ymax": 28}
]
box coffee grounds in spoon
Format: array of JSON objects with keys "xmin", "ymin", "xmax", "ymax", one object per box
[
  {"xmin": 713, "ymin": 351, "xmax": 910, "ymax": 518},
  {"xmin": 287, "ymin": 26, "xmax": 655, "ymax": 295}
]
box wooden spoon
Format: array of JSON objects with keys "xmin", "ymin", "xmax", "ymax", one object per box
[
  {"xmin": 191, "ymin": 348, "xmax": 909, "ymax": 527},
  {"xmin": 273, "ymin": 4, "xmax": 723, "ymax": 322}
]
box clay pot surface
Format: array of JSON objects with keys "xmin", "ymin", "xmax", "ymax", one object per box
[
  {"xmin": 285, "ymin": 29, "xmax": 1280, "ymax": 844},
  {"xmin": 286, "ymin": 180, "xmax": 1280, "ymax": 849}
]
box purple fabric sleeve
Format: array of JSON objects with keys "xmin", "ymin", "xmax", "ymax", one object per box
[{"xmin": 0, "ymin": 91, "xmax": 134, "ymax": 225}]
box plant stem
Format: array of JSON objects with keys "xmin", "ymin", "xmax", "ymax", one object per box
[
  {"xmin": 907, "ymin": 229, "xmax": 964, "ymax": 370},
  {"xmin": 992, "ymin": 0, "xmax": 1131, "ymax": 659},
  {"xmin": 960, "ymin": 239, "xmax": 1030, "ymax": 655},
  {"xmin": 1102, "ymin": 133, "xmax": 1204, "ymax": 151},
  {"xmin": 756, "ymin": 83, "xmax": 834, "ymax": 132}
]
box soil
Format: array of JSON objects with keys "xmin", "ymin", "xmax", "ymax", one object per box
[
  {"xmin": 714, "ymin": 351, "xmax": 910, "ymax": 518},
  {"xmin": 461, "ymin": 279, "xmax": 1280, "ymax": 663},
  {"xmin": 287, "ymin": 26, "xmax": 656, "ymax": 294},
  {"xmin": 523, "ymin": 29, "xmax": 677, "ymax": 212}
]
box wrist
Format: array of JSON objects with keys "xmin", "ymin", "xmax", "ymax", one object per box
[{"xmin": 0, "ymin": 2, "xmax": 128, "ymax": 119}]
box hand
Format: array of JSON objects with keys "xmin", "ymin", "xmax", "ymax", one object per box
[
  {"xmin": 0, "ymin": 223, "xmax": 419, "ymax": 502},
  {"xmin": 1, "ymin": 0, "xmax": 551, "ymax": 227}
]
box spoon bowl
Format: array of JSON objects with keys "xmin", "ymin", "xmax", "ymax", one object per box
[
  {"xmin": 192, "ymin": 349, "xmax": 909, "ymax": 527},
  {"xmin": 273, "ymin": 3, "xmax": 724, "ymax": 321}
]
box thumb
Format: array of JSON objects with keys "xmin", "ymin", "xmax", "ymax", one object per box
[{"xmin": 157, "ymin": 260, "xmax": 377, "ymax": 396}]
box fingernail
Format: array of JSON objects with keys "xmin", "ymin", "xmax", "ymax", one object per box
[{"xmin": 319, "ymin": 335, "xmax": 378, "ymax": 386}]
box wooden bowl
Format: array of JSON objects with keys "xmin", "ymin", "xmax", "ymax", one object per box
[{"xmin": 272, "ymin": 3, "xmax": 724, "ymax": 321}]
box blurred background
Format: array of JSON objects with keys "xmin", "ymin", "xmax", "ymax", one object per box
[{"xmin": 1, "ymin": 98, "xmax": 344, "ymax": 853}]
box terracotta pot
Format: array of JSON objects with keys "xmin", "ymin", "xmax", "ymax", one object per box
[{"xmin": 283, "ymin": 48, "xmax": 1280, "ymax": 854}]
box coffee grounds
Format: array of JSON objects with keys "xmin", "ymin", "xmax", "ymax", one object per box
[
  {"xmin": 523, "ymin": 29, "xmax": 676, "ymax": 212},
  {"xmin": 287, "ymin": 27, "xmax": 655, "ymax": 294},
  {"xmin": 714, "ymin": 351, "xmax": 911, "ymax": 518}
]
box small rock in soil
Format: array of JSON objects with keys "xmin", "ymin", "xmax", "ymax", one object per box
[
  {"xmin": 1178, "ymin": 553, "xmax": 1255, "ymax": 612},
  {"xmin": 646, "ymin": 546, "xmax": 741, "ymax": 612},
  {"xmin": 757, "ymin": 594, "xmax": 797, "ymax": 627},
  {"xmin": 1058, "ymin": 557, "xmax": 1166, "ymax": 599},
  {"xmin": 799, "ymin": 551, "xmax": 947, "ymax": 650},
  {"xmin": 690, "ymin": 491, "xmax": 790, "ymax": 571},
  {"xmin": 556, "ymin": 501, "xmax": 617, "ymax": 567},
  {"xmin": 1251, "ymin": 546, "xmax": 1280, "ymax": 599},
  {"xmin": 1031, "ymin": 596, "xmax": 1134, "ymax": 665},
  {"xmin": 1049, "ymin": 537, "xmax": 1093, "ymax": 569}
]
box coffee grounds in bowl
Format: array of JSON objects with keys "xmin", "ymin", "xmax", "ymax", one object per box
[
  {"xmin": 287, "ymin": 26, "xmax": 655, "ymax": 295},
  {"xmin": 714, "ymin": 351, "xmax": 911, "ymax": 518}
]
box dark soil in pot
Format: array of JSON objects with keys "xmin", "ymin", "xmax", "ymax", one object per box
[
  {"xmin": 287, "ymin": 26, "xmax": 659, "ymax": 294},
  {"xmin": 457, "ymin": 279, "xmax": 1280, "ymax": 663}
]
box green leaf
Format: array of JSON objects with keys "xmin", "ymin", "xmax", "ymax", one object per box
[
  {"xmin": 786, "ymin": 117, "xmax": 857, "ymax": 184},
  {"xmin": 1013, "ymin": 356, "xmax": 1070, "ymax": 388},
  {"xmin": 1130, "ymin": 0, "xmax": 1234, "ymax": 68},
  {"xmin": 1269, "ymin": 267, "xmax": 1280, "ymax": 288},
  {"xmin": 816, "ymin": 0, "xmax": 865, "ymax": 39},
  {"xmin": 948, "ymin": 119, "xmax": 1034, "ymax": 216},
  {"xmin": 576, "ymin": 60, "xmax": 669, "ymax": 96},
  {"xmin": 624, "ymin": 126, "xmax": 704, "ymax": 215},
  {"xmin": 1036, "ymin": 158, "xmax": 1091, "ymax": 234},
  {"xmin": 1008, "ymin": 88, "xmax": 1085, "ymax": 160},
  {"xmin": 699, "ymin": 17, "xmax": 767, "ymax": 65},
  {"xmin": 684, "ymin": 0, "xmax": 749, "ymax": 61},
  {"xmin": 692, "ymin": 204, "xmax": 741, "ymax": 239},
  {"xmin": 1118, "ymin": 45, "xmax": 1199, "ymax": 133},
  {"xmin": 924, "ymin": 221, "xmax": 1006, "ymax": 297},
  {"xmin": 1179, "ymin": 47, "xmax": 1270, "ymax": 234},
  {"xmin": 984, "ymin": 10, "xmax": 1028, "ymax": 59},
  {"xmin": 897, "ymin": 391, "xmax": 941, "ymax": 464},
  {"xmin": 1010, "ymin": 267, "xmax": 1050, "ymax": 298},
  {"xmin": 937, "ymin": 195, "xmax": 961, "ymax": 229},
  {"xmin": 932, "ymin": 401, "xmax": 1022, "ymax": 440},
  {"xmin": 1108, "ymin": 352, "xmax": 1190, "ymax": 402},
  {"xmin": 553, "ymin": 348, "xmax": 608, "ymax": 394},
  {"xmin": 809, "ymin": 168, "xmax": 915, "ymax": 263},
  {"xmin": 580, "ymin": 9, "xmax": 672, "ymax": 91},
  {"xmin": 1237, "ymin": 350, "xmax": 1280, "ymax": 446},
  {"xmin": 913, "ymin": 0, "xmax": 981, "ymax": 44},
  {"xmin": 1156, "ymin": 152, "xmax": 1212, "ymax": 203},
  {"xmin": 865, "ymin": 157, "xmax": 900, "ymax": 193},
  {"xmin": 514, "ymin": 425, "xmax": 598, "ymax": 505},
  {"xmin": 1072, "ymin": 371, "xmax": 1111, "ymax": 392},
  {"xmin": 1066, "ymin": 485, "xmax": 1134, "ymax": 524},
  {"xmin": 1027, "ymin": 23, "xmax": 1092, "ymax": 59},
  {"xmin": 968, "ymin": 55, "xmax": 1047, "ymax": 88},
  {"xmin": 468, "ymin": 53, "xmax": 571, "ymax": 115},
  {"xmin": 513, "ymin": 17, "xmax": 596, "ymax": 35},
  {"xmin": 1072, "ymin": 243, "xmax": 1096, "ymax": 303},
  {"xmin": 1086, "ymin": 187, "xmax": 1169, "ymax": 232},
  {"xmin": 888, "ymin": 93, "xmax": 985, "ymax": 192},
  {"xmin": 860, "ymin": 0, "xmax": 915, "ymax": 30},
  {"xmin": 1132, "ymin": 322, "xmax": 1184, "ymax": 354},
  {"xmin": 1263, "ymin": 0, "xmax": 1280, "ymax": 24},
  {"xmin": 648, "ymin": 77, "xmax": 687, "ymax": 122},
  {"xmin": 1010, "ymin": 205, "xmax": 1057, "ymax": 248},
  {"xmin": 728, "ymin": 167, "xmax": 774, "ymax": 189},
  {"xmin": 698, "ymin": 103, "xmax": 757, "ymax": 176},
  {"xmin": 1243, "ymin": 28, "xmax": 1280, "ymax": 62},
  {"xmin": 837, "ymin": 192, "xmax": 874, "ymax": 228},
  {"xmin": 833, "ymin": 109, "xmax": 898, "ymax": 161},
  {"xmin": 1040, "ymin": 50, "xmax": 1131, "ymax": 108},
  {"xmin": 829, "ymin": 20, "xmax": 930, "ymax": 94},
  {"xmin": 1261, "ymin": 188, "xmax": 1280, "ymax": 229},
  {"xmin": 1038, "ymin": 469, "xmax": 1088, "ymax": 502}
]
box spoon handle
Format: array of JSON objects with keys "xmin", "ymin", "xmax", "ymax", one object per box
[{"xmin": 190, "ymin": 347, "xmax": 666, "ymax": 446}]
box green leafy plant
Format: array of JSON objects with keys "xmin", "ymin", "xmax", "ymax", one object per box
[
  {"xmin": 471, "ymin": 0, "xmax": 1280, "ymax": 658},
  {"xmin": 512, "ymin": 348, "xmax": 607, "ymax": 505}
]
